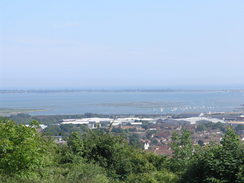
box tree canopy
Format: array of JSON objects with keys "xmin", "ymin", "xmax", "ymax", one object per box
[{"xmin": 0, "ymin": 119, "xmax": 243, "ymax": 183}]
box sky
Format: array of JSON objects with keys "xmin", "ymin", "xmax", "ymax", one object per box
[{"xmin": 0, "ymin": 0, "xmax": 244, "ymax": 90}]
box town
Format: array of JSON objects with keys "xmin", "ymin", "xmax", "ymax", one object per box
[{"xmin": 41, "ymin": 111, "xmax": 244, "ymax": 155}]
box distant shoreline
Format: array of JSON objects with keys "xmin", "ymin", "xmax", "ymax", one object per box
[
  {"xmin": 1, "ymin": 89, "xmax": 244, "ymax": 94},
  {"xmin": 0, "ymin": 108, "xmax": 45, "ymax": 116}
]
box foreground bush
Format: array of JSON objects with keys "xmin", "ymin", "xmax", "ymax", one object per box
[
  {"xmin": 126, "ymin": 170, "xmax": 179, "ymax": 183},
  {"xmin": 65, "ymin": 131, "xmax": 170, "ymax": 180},
  {"xmin": 0, "ymin": 120, "xmax": 54, "ymax": 175},
  {"xmin": 0, "ymin": 119, "xmax": 242, "ymax": 183},
  {"xmin": 181, "ymin": 127, "xmax": 244, "ymax": 183}
]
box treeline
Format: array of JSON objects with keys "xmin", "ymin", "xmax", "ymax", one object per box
[
  {"xmin": 0, "ymin": 118, "xmax": 243, "ymax": 183},
  {"xmin": 7, "ymin": 113, "xmax": 111, "ymax": 125}
]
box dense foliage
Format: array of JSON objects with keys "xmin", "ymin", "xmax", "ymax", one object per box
[
  {"xmin": 0, "ymin": 120, "xmax": 53, "ymax": 175},
  {"xmin": 196, "ymin": 121, "xmax": 226, "ymax": 132},
  {"xmin": 0, "ymin": 119, "xmax": 243, "ymax": 183},
  {"xmin": 8, "ymin": 113, "xmax": 112, "ymax": 125},
  {"xmin": 181, "ymin": 127, "xmax": 244, "ymax": 183},
  {"xmin": 170, "ymin": 130, "xmax": 193, "ymax": 173}
]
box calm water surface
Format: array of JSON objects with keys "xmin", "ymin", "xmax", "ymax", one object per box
[{"xmin": 0, "ymin": 91, "xmax": 244, "ymax": 115}]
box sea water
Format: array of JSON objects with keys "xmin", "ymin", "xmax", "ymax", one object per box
[{"xmin": 0, "ymin": 91, "xmax": 244, "ymax": 115}]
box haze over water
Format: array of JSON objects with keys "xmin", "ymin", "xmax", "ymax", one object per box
[{"xmin": 1, "ymin": 1, "xmax": 244, "ymax": 116}]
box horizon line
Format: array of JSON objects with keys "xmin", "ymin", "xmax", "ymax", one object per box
[{"xmin": 1, "ymin": 88, "xmax": 244, "ymax": 93}]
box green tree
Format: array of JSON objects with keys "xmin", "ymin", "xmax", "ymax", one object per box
[
  {"xmin": 0, "ymin": 120, "xmax": 54, "ymax": 175},
  {"xmin": 126, "ymin": 170, "xmax": 178, "ymax": 183},
  {"xmin": 181, "ymin": 127, "xmax": 244, "ymax": 183},
  {"xmin": 29, "ymin": 119, "xmax": 40, "ymax": 128},
  {"xmin": 170, "ymin": 130, "xmax": 193, "ymax": 173},
  {"xmin": 66, "ymin": 131, "xmax": 156, "ymax": 180},
  {"xmin": 128, "ymin": 133, "xmax": 142, "ymax": 148},
  {"xmin": 196, "ymin": 123, "xmax": 206, "ymax": 132}
]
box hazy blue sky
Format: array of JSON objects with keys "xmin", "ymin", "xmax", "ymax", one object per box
[{"xmin": 0, "ymin": 0, "xmax": 244, "ymax": 89}]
